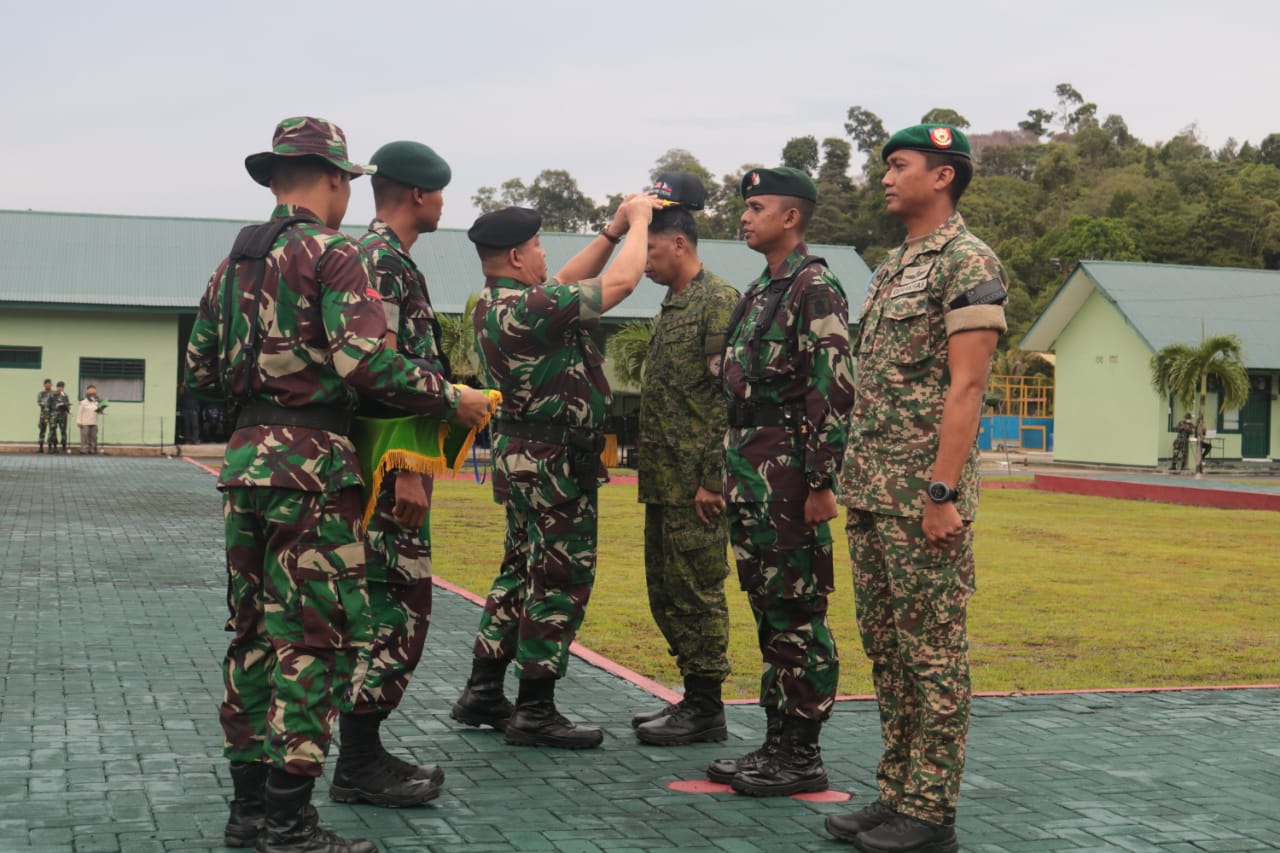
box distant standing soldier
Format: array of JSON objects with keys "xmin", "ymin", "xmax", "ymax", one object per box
[
  {"xmin": 45, "ymin": 381, "xmax": 71, "ymax": 453},
  {"xmin": 328, "ymin": 140, "xmax": 457, "ymax": 810},
  {"xmin": 826, "ymin": 124, "xmax": 1006, "ymax": 853},
  {"xmin": 184, "ymin": 116, "xmax": 490, "ymax": 853},
  {"xmin": 706, "ymin": 167, "xmax": 854, "ymax": 796},
  {"xmin": 450, "ymin": 194, "xmax": 660, "ymax": 749},
  {"xmin": 1171, "ymin": 412, "xmax": 1193, "ymax": 470},
  {"xmin": 630, "ymin": 172, "xmax": 740, "ymax": 746},
  {"xmin": 36, "ymin": 378, "xmax": 53, "ymax": 452}
]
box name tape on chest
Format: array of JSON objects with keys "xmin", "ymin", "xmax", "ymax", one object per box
[
  {"xmin": 948, "ymin": 277, "xmax": 1008, "ymax": 310},
  {"xmin": 890, "ymin": 279, "xmax": 928, "ymax": 298}
]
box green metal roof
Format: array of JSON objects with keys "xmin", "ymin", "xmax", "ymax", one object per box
[
  {"xmin": 1021, "ymin": 260, "xmax": 1280, "ymax": 369},
  {"xmin": 0, "ymin": 209, "xmax": 872, "ymax": 320}
]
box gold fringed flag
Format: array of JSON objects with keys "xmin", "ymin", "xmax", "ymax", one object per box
[{"xmin": 352, "ymin": 387, "xmax": 502, "ymax": 531}]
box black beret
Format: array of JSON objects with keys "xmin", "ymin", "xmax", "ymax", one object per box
[
  {"xmin": 740, "ymin": 166, "xmax": 818, "ymax": 202},
  {"xmin": 882, "ymin": 124, "xmax": 972, "ymax": 161},
  {"xmin": 649, "ymin": 171, "xmax": 707, "ymax": 210},
  {"xmin": 370, "ymin": 140, "xmax": 452, "ymax": 191},
  {"xmin": 467, "ymin": 207, "xmax": 542, "ymax": 249}
]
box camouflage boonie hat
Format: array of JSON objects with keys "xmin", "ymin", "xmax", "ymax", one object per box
[{"xmin": 244, "ymin": 116, "xmax": 375, "ymax": 187}]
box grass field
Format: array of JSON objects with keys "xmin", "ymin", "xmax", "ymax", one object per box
[{"xmin": 430, "ymin": 474, "xmax": 1280, "ymax": 700}]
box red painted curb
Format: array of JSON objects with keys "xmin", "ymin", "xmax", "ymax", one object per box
[
  {"xmin": 182, "ymin": 456, "xmax": 219, "ymax": 476},
  {"xmin": 1034, "ymin": 473, "xmax": 1280, "ymax": 512}
]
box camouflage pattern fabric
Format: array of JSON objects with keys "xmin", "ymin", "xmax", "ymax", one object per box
[
  {"xmin": 846, "ymin": 508, "xmax": 973, "ymax": 825},
  {"xmin": 638, "ymin": 268, "xmax": 739, "ymax": 502},
  {"xmin": 468, "ymin": 275, "xmax": 610, "ymax": 679},
  {"xmin": 470, "ymin": 494, "xmax": 598, "ymax": 679},
  {"xmin": 347, "ymin": 218, "xmax": 444, "ymax": 715},
  {"xmin": 644, "ymin": 504, "xmax": 731, "ymax": 680},
  {"xmin": 37, "ymin": 388, "xmax": 51, "ymax": 445},
  {"xmin": 839, "ymin": 211, "xmax": 1007, "ymax": 520},
  {"xmin": 723, "ymin": 243, "xmax": 854, "ymax": 503},
  {"xmin": 637, "ymin": 267, "xmax": 737, "ymax": 681},
  {"xmin": 1172, "ymin": 419, "xmax": 1194, "ymax": 469},
  {"xmin": 43, "ymin": 391, "xmax": 70, "ymax": 449},
  {"xmin": 838, "ymin": 211, "xmax": 1005, "ymax": 824},
  {"xmin": 729, "ymin": 500, "xmax": 838, "ymax": 719},
  {"xmin": 220, "ymin": 486, "xmax": 370, "ymax": 777}
]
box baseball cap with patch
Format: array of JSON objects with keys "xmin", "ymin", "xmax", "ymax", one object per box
[
  {"xmin": 649, "ymin": 171, "xmax": 707, "ymax": 210},
  {"xmin": 245, "ymin": 116, "xmax": 374, "ymax": 187},
  {"xmin": 882, "ymin": 124, "xmax": 972, "ymax": 161}
]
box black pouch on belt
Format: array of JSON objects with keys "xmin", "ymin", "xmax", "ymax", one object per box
[{"xmin": 567, "ymin": 428, "xmax": 606, "ymax": 493}]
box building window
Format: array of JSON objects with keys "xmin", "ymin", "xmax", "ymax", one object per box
[
  {"xmin": 80, "ymin": 357, "xmax": 146, "ymax": 402},
  {"xmin": 1219, "ymin": 404, "xmax": 1240, "ymax": 433},
  {"xmin": 0, "ymin": 345, "xmax": 42, "ymax": 369}
]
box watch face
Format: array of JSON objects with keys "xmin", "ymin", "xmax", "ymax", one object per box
[{"xmin": 928, "ymin": 481, "xmax": 952, "ymax": 502}]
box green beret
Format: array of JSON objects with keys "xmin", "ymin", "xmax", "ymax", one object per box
[
  {"xmin": 740, "ymin": 166, "xmax": 817, "ymax": 202},
  {"xmin": 882, "ymin": 124, "xmax": 972, "ymax": 161},
  {"xmin": 467, "ymin": 207, "xmax": 541, "ymax": 249},
  {"xmin": 370, "ymin": 140, "xmax": 452, "ymax": 191}
]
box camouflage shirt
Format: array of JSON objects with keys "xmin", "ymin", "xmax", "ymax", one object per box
[
  {"xmin": 37, "ymin": 389, "xmax": 52, "ymax": 414},
  {"xmin": 723, "ymin": 243, "xmax": 855, "ymax": 503},
  {"xmin": 44, "ymin": 391, "xmax": 70, "ymax": 420},
  {"xmin": 474, "ymin": 275, "xmax": 610, "ymax": 509},
  {"xmin": 357, "ymin": 219, "xmax": 445, "ymax": 372},
  {"xmin": 638, "ymin": 268, "xmax": 739, "ymax": 505},
  {"xmin": 839, "ymin": 212, "xmax": 1007, "ymax": 520},
  {"xmin": 185, "ymin": 203, "xmax": 461, "ymax": 493}
]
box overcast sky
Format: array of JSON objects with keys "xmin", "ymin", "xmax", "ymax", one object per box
[{"xmin": 3, "ymin": 0, "xmax": 1277, "ymax": 231}]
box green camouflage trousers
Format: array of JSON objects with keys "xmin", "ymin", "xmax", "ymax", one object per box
[
  {"xmin": 471, "ymin": 492, "xmax": 598, "ymax": 680},
  {"xmin": 644, "ymin": 503, "xmax": 731, "ymax": 681},
  {"xmin": 846, "ymin": 508, "xmax": 974, "ymax": 824},
  {"xmin": 350, "ymin": 472, "xmax": 433, "ymax": 715},
  {"xmin": 728, "ymin": 500, "xmax": 838, "ymax": 720},
  {"xmin": 220, "ymin": 486, "xmax": 371, "ymax": 777}
]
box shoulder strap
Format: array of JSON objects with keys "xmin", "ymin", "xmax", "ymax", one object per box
[{"xmin": 728, "ymin": 255, "xmax": 827, "ymax": 382}]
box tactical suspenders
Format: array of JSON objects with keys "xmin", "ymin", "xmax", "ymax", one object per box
[{"xmin": 723, "ymin": 255, "xmax": 827, "ymax": 383}]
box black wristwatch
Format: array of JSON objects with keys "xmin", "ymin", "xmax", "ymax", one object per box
[
  {"xmin": 806, "ymin": 471, "xmax": 833, "ymax": 491},
  {"xmin": 926, "ymin": 481, "xmax": 958, "ymax": 503}
]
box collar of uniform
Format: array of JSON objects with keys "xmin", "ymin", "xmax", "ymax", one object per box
[
  {"xmin": 486, "ymin": 275, "xmax": 524, "ymax": 290},
  {"xmin": 906, "ymin": 212, "xmax": 967, "ymax": 264},
  {"xmin": 270, "ymin": 203, "xmax": 323, "ymax": 223},
  {"xmin": 661, "ymin": 266, "xmax": 707, "ymax": 309},
  {"xmin": 366, "ymin": 218, "xmax": 419, "ymax": 269},
  {"xmin": 762, "ymin": 241, "xmax": 811, "ymax": 283}
]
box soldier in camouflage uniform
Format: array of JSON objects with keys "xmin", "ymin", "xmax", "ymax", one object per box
[
  {"xmin": 826, "ymin": 125, "xmax": 1006, "ymax": 853},
  {"xmin": 1171, "ymin": 412, "xmax": 1194, "ymax": 470},
  {"xmin": 707, "ymin": 167, "xmax": 855, "ymax": 797},
  {"xmin": 326, "ymin": 140, "xmax": 457, "ymax": 810},
  {"xmin": 450, "ymin": 195, "xmax": 660, "ymax": 749},
  {"xmin": 45, "ymin": 381, "xmax": 71, "ymax": 453},
  {"xmin": 630, "ymin": 173, "xmax": 739, "ymax": 746},
  {"xmin": 36, "ymin": 378, "xmax": 52, "ymax": 453},
  {"xmin": 184, "ymin": 116, "xmax": 490, "ymax": 853}
]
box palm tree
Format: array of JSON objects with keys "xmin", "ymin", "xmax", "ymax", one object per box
[
  {"xmin": 605, "ymin": 321, "xmax": 654, "ymax": 389},
  {"xmin": 437, "ymin": 292, "xmax": 482, "ymax": 384},
  {"xmin": 1149, "ymin": 333, "xmax": 1250, "ymax": 475}
]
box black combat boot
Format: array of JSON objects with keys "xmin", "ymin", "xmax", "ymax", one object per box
[
  {"xmin": 630, "ymin": 699, "xmax": 680, "ymax": 729},
  {"xmin": 450, "ymin": 658, "xmax": 514, "ymax": 730},
  {"xmin": 257, "ymin": 770, "xmax": 376, "ymax": 853},
  {"xmin": 850, "ymin": 813, "xmax": 958, "ymax": 853},
  {"xmin": 636, "ymin": 675, "xmax": 727, "ymax": 746},
  {"xmin": 329, "ymin": 712, "xmax": 441, "ymax": 808},
  {"xmin": 825, "ymin": 800, "xmax": 899, "ymax": 843},
  {"xmin": 503, "ymin": 677, "xmax": 603, "ymax": 749},
  {"xmin": 731, "ymin": 715, "xmax": 828, "ymax": 797},
  {"xmin": 224, "ymin": 761, "xmax": 269, "ymax": 848},
  {"xmin": 705, "ymin": 705, "xmax": 782, "ymax": 784}
]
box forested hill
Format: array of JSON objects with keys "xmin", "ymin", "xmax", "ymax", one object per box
[{"xmin": 472, "ymin": 85, "xmax": 1280, "ymax": 347}]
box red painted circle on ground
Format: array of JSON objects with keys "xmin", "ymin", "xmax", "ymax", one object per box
[{"xmin": 667, "ymin": 779, "xmax": 852, "ymax": 801}]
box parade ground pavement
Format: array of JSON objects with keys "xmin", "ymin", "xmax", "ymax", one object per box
[{"xmin": 1, "ymin": 455, "xmax": 1277, "ymax": 852}]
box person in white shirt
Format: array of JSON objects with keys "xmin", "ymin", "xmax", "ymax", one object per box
[{"xmin": 76, "ymin": 385, "xmax": 105, "ymax": 454}]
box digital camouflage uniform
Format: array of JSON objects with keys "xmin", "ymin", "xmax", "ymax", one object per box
[
  {"xmin": 470, "ymin": 275, "xmax": 609, "ymax": 681},
  {"xmin": 638, "ymin": 268, "xmax": 738, "ymax": 681},
  {"xmin": 37, "ymin": 386, "xmax": 52, "ymax": 449},
  {"xmin": 185, "ymin": 203, "xmax": 461, "ymax": 778},
  {"xmin": 44, "ymin": 390, "xmax": 70, "ymax": 451},
  {"xmin": 723, "ymin": 244, "xmax": 855, "ymax": 720},
  {"xmin": 839, "ymin": 211, "xmax": 1007, "ymax": 824},
  {"xmin": 350, "ymin": 218, "xmax": 445, "ymax": 716}
]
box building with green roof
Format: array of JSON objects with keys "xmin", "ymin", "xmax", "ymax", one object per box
[
  {"xmin": 0, "ymin": 209, "xmax": 871, "ymax": 447},
  {"xmin": 1021, "ymin": 260, "xmax": 1279, "ymax": 467}
]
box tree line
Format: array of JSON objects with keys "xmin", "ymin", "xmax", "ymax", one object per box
[{"xmin": 473, "ymin": 83, "xmax": 1280, "ymax": 351}]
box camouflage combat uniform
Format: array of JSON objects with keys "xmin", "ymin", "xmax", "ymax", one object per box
[
  {"xmin": 349, "ymin": 218, "xmax": 446, "ymax": 716},
  {"xmin": 185, "ymin": 203, "xmax": 461, "ymax": 778},
  {"xmin": 839, "ymin": 211, "xmax": 1007, "ymax": 825},
  {"xmin": 37, "ymin": 386, "xmax": 52, "ymax": 450},
  {"xmin": 723, "ymin": 244, "xmax": 854, "ymax": 720},
  {"xmin": 469, "ymin": 275, "xmax": 609, "ymax": 682},
  {"xmin": 44, "ymin": 389, "xmax": 71, "ymax": 452},
  {"xmin": 638, "ymin": 268, "xmax": 738, "ymax": 682}
]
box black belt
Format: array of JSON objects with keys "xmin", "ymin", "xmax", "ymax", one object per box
[
  {"xmin": 235, "ymin": 400, "xmax": 353, "ymax": 436},
  {"xmin": 492, "ymin": 420, "xmax": 600, "ymax": 445},
  {"xmin": 727, "ymin": 401, "xmax": 802, "ymax": 429}
]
